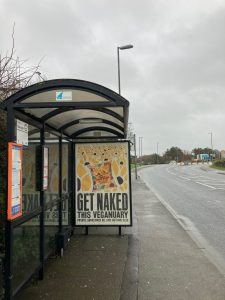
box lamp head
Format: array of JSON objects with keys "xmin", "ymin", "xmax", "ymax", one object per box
[{"xmin": 119, "ymin": 44, "xmax": 133, "ymax": 50}]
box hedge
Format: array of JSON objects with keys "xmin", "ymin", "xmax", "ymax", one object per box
[{"xmin": 213, "ymin": 159, "xmax": 225, "ymax": 168}]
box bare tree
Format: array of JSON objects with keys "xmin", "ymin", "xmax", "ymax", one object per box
[
  {"xmin": 0, "ymin": 26, "xmax": 45, "ymax": 284},
  {"xmin": 0, "ymin": 23, "xmax": 45, "ymax": 102}
]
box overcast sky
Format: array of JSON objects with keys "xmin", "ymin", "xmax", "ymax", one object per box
[{"xmin": 1, "ymin": 0, "xmax": 225, "ymax": 154}]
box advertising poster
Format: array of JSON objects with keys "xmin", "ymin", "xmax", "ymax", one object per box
[
  {"xmin": 43, "ymin": 147, "xmax": 49, "ymax": 190},
  {"xmin": 75, "ymin": 142, "xmax": 132, "ymax": 226}
]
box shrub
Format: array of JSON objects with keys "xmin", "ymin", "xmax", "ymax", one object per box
[{"xmin": 213, "ymin": 159, "xmax": 225, "ymax": 168}]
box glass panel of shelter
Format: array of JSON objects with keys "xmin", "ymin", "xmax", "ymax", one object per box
[
  {"xmin": 13, "ymin": 124, "xmax": 41, "ymax": 292},
  {"xmin": 12, "ymin": 126, "xmax": 72, "ymax": 291},
  {"xmin": 44, "ymin": 131, "xmax": 59, "ymax": 257},
  {"xmin": 22, "ymin": 124, "xmax": 41, "ymax": 214}
]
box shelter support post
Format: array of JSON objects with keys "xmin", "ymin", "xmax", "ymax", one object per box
[
  {"xmin": 68, "ymin": 141, "xmax": 73, "ymax": 231},
  {"xmin": 119, "ymin": 226, "xmax": 122, "ymax": 236},
  {"xmin": 39, "ymin": 126, "xmax": 45, "ymax": 280},
  {"xmin": 71, "ymin": 142, "xmax": 75, "ymax": 227},
  {"xmin": 134, "ymin": 134, "xmax": 138, "ymax": 180},
  {"xmin": 5, "ymin": 105, "xmax": 15, "ymax": 300},
  {"xmin": 85, "ymin": 226, "xmax": 89, "ymax": 235},
  {"xmin": 59, "ymin": 135, "xmax": 62, "ymax": 233}
]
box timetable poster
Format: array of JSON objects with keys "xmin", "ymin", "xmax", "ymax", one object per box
[{"xmin": 8, "ymin": 143, "xmax": 23, "ymax": 220}]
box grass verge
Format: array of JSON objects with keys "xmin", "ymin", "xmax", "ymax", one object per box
[
  {"xmin": 131, "ymin": 163, "xmax": 143, "ymax": 169},
  {"xmin": 210, "ymin": 165, "xmax": 225, "ymax": 171}
]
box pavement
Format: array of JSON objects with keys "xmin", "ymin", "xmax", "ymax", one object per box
[{"xmin": 15, "ymin": 174, "xmax": 225, "ymax": 300}]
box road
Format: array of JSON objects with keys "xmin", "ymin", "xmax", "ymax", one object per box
[{"xmin": 139, "ymin": 163, "xmax": 225, "ymax": 273}]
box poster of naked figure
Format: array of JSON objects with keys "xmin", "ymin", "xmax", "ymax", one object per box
[{"xmin": 75, "ymin": 142, "xmax": 132, "ymax": 226}]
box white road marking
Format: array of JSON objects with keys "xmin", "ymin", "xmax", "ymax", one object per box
[
  {"xmin": 179, "ymin": 176, "xmax": 191, "ymax": 180},
  {"xmin": 186, "ymin": 175, "xmax": 210, "ymax": 179},
  {"xmin": 167, "ymin": 167, "xmax": 225, "ymax": 191},
  {"xmin": 195, "ymin": 178, "xmax": 223, "ymax": 181},
  {"xmin": 166, "ymin": 168, "xmax": 176, "ymax": 176},
  {"xmin": 204, "ymin": 183, "xmax": 225, "ymax": 186},
  {"xmin": 195, "ymin": 182, "xmax": 216, "ymax": 189}
]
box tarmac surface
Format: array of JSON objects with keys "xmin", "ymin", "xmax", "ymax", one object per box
[{"xmin": 16, "ymin": 173, "xmax": 225, "ymax": 300}]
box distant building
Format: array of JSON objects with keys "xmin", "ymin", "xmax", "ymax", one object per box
[{"xmin": 197, "ymin": 153, "xmax": 210, "ymax": 161}]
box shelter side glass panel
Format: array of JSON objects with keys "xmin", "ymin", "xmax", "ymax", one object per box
[
  {"xmin": 21, "ymin": 124, "xmax": 42, "ymax": 216},
  {"xmin": 13, "ymin": 125, "xmax": 41, "ymax": 291},
  {"xmin": 12, "ymin": 219, "xmax": 40, "ymax": 291},
  {"xmin": 44, "ymin": 136, "xmax": 59, "ymax": 256}
]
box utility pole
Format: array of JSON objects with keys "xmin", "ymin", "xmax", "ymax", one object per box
[
  {"xmin": 156, "ymin": 142, "xmax": 159, "ymax": 164},
  {"xmin": 139, "ymin": 137, "xmax": 141, "ymax": 158},
  {"xmin": 134, "ymin": 134, "xmax": 138, "ymax": 179},
  {"xmin": 208, "ymin": 132, "xmax": 213, "ymax": 161}
]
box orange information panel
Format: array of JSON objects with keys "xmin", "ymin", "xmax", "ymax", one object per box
[{"xmin": 8, "ymin": 142, "xmax": 23, "ymax": 220}]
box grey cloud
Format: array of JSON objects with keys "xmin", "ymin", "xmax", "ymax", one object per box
[
  {"xmin": 1, "ymin": 0, "xmax": 225, "ymax": 153},
  {"xmin": 148, "ymin": 8, "xmax": 225, "ymax": 90}
]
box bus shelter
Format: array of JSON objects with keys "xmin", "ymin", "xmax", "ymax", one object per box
[{"xmin": 1, "ymin": 79, "xmax": 132, "ymax": 299}]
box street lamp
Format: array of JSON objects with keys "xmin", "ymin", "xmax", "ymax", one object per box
[
  {"xmin": 208, "ymin": 132, "xmax": 213, "ymax": 161},
  {"xmin": 117, "ymin": 44, "xmax": 133, "ymax": 95}
]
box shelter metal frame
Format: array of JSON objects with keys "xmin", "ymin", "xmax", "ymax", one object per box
[{"xmin": 1, "ymin": 79, "xmax": 130, "ymax": 300}]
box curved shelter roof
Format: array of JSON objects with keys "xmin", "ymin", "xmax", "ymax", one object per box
[{"xmin": 1, "ymin": 79, "xmax": 129, "ymax": 139}]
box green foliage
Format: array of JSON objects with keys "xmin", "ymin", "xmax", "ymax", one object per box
[
  {"xmin": 164, "ymin": 147, "xmax": 182, "ymax": 162},
  {"xmin": 12, "ymin": 227, "xmax": 40, "ymax": 289},
  {"xmin": 164, "ymin": 147, "xmax": 192, "ymax": 162},
  {"xmin": 213, "ymin": 159, "xmax": 225, "ymax": 168},
  {"xmin": 130, "ymin": 163, "xmax": 142, "ymax": 169},
  {"xmin": 192, "ymin": 147, "xmax": 212, "ymax": 155},
  {"xmin": 13, "ymin": 227, "xmax": 39, "ymax": 267},
  {"xmin": 137, "ymin": 154, "xmax": 168, "ymax": 165},
  {"xmin": 136, "ymin": 146, "xmax": 192, "ymax": 165}
]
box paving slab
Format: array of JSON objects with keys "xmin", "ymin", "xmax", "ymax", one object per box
[{"xmin": 15, "ymin": 235, "xmax": 128, "ymax": 300}]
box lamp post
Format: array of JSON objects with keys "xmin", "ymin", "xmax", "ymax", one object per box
[
  {"xmin": 117, "ymin": 44, "xmax": 133, "ymax": 95},
  {"xmin": 134, "ymin": 133, "xmax": 138, "ymax": 180},
  {"xmin": 208, "ymin": 132, "xmax": 213, "ymax": 161}
]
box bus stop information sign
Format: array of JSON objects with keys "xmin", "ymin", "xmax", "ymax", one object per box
[
  {"xmin": 75, "ymin": 141, "xmax": 132, "ymax": 226},
  {"xmin": 7, "ymin": 142, "xmax": 23, "ymax": 220}
]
